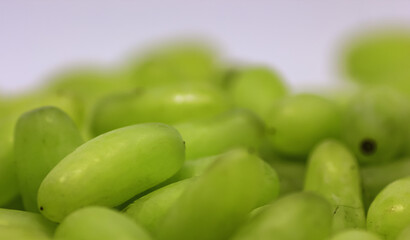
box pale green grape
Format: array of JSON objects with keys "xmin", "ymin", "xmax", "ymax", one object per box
[
  {"xmin": 266, "ymin": 93, "xmax": 341, "ymax": 159},
  {"xmin": 54, "ymin": 206, "xmax": 152, "ymax": 240},
  {"xmin": 124, "ymin": 179, "xmax": 191, "ymax": 234},
  {"xmin": 14, "ymin": 106, "xmax": 83, "ymax": 212},
  {"xmin": 157, "ymin": 149, "xmax": 280, "ymax": 240},
  {"xmin": 367, "ymin": 176, "xmax": 410, "ymax": 240},
  {"xmin": 341, "ymin": 87, "xmax": 410, "ymax": 164},
  {"xmin": 175, "ymin": 109, "xmax": 265, "ymax": 160},
  {"xmin": 228, "ymin": 67, "xmax": 287, "ymax": 120},
  {"xmin": 37, "ymin": 123, "xmax": 185, "ymax": 222},
  {"xmin": 329, "ymin": 229, "xmax": 382, "ymax": 240},
  {"xmin": 91, "ymin": 82, "xmax": 230, "ymax": 136},
  {"xmin": 304, "ymin": 139, "xmax": 365, "ymax": 232},
  {"xmin": 230, "ymin": 192, "xmax": 333, "ymax": 240},
  {"xmin": 343, "ymin": 29, "xmax": 410, "ymax": 88},
  {"xmin": 0, "ymin": 208, "xmax": 56, "ymax": 240},
  {"xmin": 127, "ymin": 42, "xmax": 219, "ymax": 87}
]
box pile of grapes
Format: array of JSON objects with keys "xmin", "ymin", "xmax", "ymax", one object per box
[{"xmin": 1, "ymin": 29, "xmax": 410, "ymax": 240}]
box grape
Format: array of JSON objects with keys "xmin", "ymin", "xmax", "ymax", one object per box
[
  {"xmin": 127, "ymin": 43, "xmax": 219, "ymax": 87},
  {"xmin": 157, "ymin": 149, "xmax": 279, "ymax": 240},
  {"xmin": 343, "ymin": 29, "xmax": 410, "ymax": 87},
  {"xmin": 0, "ymin": 208, "xmax": 56, "ymax": 240},
  {"xmin": 54, "ymin": 206, "xmax": 152, "ymax": 240},
  {"xmin": 367, "ymin": 176, "xmax": 410, "ymax": 240},
  {"xmin": 175, "ymin": 109, "xmax": 265, "ymax": 160},
  {"xmin": 124, "ymin": 179, "xmax": 191, "ymax": 235},
  {"xmin": 341, "ymin": 87, "xmax": 410, "ymax": 164},
  {"xmin": 397, "ymin": 224, "xmax": 410, "ymax": 240},
  {"xmin": 227, "ymin": 67, "xmax": 287, "ymax": 120},
  {"xmin": 0, "ymin": 117, "xmax": 19, "ymax": 207},
  {"xmin": 91, "ymin": 82, "xmax": 230, "ymax": 136},
  {"xmin": 37, "ymin": 123, "xmax": 185, "ymax": 222},
  {"xmin": 230, "ymin": 192, "xmax": 333, "ymax": 240},
  {"xmin": 361, "ymin": 157, "xmax": 410, "ymax": 210},
  {"xmin": 329, "ymin": 229, "xmax": 382, "ymax": 240},
  {"xmin": 14, "ymin": 106, "xmax": 83, "ymax": 212},
  {"xmin": 266, "ymin": 93, "xmax": 341, "ymax": 159},
  {"xmin": 304, "ymin": 139, "xmax": 365, "ymax": 232}
]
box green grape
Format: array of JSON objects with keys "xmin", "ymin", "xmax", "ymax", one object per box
[
  {"xmin": 304, "ymin": 139, "xmax": 365, "ymax": 233},
  {"xmin": 329, "ymin": 229, "xmax": 383, "ymax": 240},
  {"xmin": 361, "ymin": 157, "xmax": 410, "ymax": 210},
  {"xmin": 14, "ymin": 106, "xmax": 84, "ymax": 212},
  {"xmin": 367, "ymin": 176, "xmax": 410, "ymax": 240},
  {"xmin": 37, "ymin": 123, "xmax": 185, "ymax": 222},
  {"xmin": 230, "ymin": 192, "xmax": 333, "ymax": 240},
  {"xmin": 157, "ymin": 149, "xmax": 280, "ymax": 240},
  {"xmin": 227, "ymin": 67, "xmax": 287, "ymax": 120},
  {"xmin": 175, "ymin": 109, "xmax": 265, "ymax": 160},
  {"xmin": 124, "ymin": 179, "xmax": 191, "ymax": 234},
  {"xmin": 127, "ymin": 42, "xmax": 219, "ymax": 87},
  {"xmin": 266, "ymin": 93, "xmax": 341, "ymax": 159},
  {"xmin": 91, "ymin": 82, "xmax": 230, "ymax": 136},
  {"xmin": 167, "ymin": 154, "xmax": 221, "ymax": 182},
  {"xmin": 0, "ymin": 208, "xmax": 57, "ymax": 240},
  {"xmin": 343, "ymin": 29, "xmax": 410, "ymax": 86},
  {"xmin": 397, "ymin": 224, "xmax": 410, "ymax": 240},
  {"xmin": 54, "ymin": 206, "xmax": 152, "ymax": 240},
  {"xmin": 0, "ymin": 117, "xmax": 19, "ymax": 207},
  {"xmin": 341, "ymin": 87, "xmax": 410, "ymax": 164}
]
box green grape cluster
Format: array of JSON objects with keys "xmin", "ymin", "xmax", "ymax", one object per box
[{"xmin": 2, "ymin": 30, "xmax": 410, "ymax": 240}]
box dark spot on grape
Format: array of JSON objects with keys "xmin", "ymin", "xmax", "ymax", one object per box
[
  {"xmin": 40, "ymin": 206, "xmax": 44, "ymax": 211},
  {"xmin": 360, "ymin": 138, "xmax": 377, "ymax": 155}
]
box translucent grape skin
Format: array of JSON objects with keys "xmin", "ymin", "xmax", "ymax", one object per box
[
  {"xmin": 175, "ymin": 109, "xmax": 265, "ymax": 160},
  {"xmin": 37, "ymin": 123, "xmax": 185, "ymax": 222},
  {"xmin": 266, "ymin": 93, "xmax": 341, "ymax": 159},
  {"xmin": 124, "ymin": 179, "xmax": 192, "ymax": 235},
  {"xmin": 0, "ymin": 208, "xmax": 57, "ymax": 240},
  {"xmin": 54, "ymin": 206, "xmax": 152, "ymax": 240},
  {"xmin": 329, "ymin": 229, "xmax": 383, "ymax": 240},
  {"xmin": 341, "ymin": 87, "xmax": 410, "ymax": 164},
  {"xmin": 14, "ymin": 106, "xmax": 84, "ymax": 212},
  {"xmin": 230, "ymin": 192, "xmax": 333, "ymax": 240},
  {"xmin": 157, "ymin": 149, "xmax": 280, "ymax": 240},
  {"xmin": 304, "ymin": 139, "xmax": 365, "ymax": 233},
  {"xmin": 91, "ymin": 82, "xmax": 230, "ymax": 136},
  {"xmin": 367, "ymin": 176, "xmax": 410, "ymax": 240},
  {"xmin": 227, "ymin": 67, "xmax": 287, "ymax": 121}
]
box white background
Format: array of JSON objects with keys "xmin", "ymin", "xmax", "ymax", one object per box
[{"xmin": 1, "ymin": 1, "xmax": 410, "ymax": 94}]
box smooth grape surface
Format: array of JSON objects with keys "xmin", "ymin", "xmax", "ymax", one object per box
[
  {"xmin": 329, "ymin": 229, "xmax": 382, "ymax": 240},
  {"xmin": 91, "ymin": 82, "xmax": 230, "ymax": 136},
  {"xmin": 367, "ymin": 176, "xmax": 410, "ymax": 240},
  {"xmin": 37, "ymin": 123, "xmax": 185, "ymax": 222},
  {"xmin": 266, "ymin": 93, "xmax": 341, "ymax": 159},
  {"xmin": 157, "ymin": 149, "xmax": 280, "ymax": 240},
  {"xmin": 14, "ymin": 106, "xmax": 83, "ymax": 212},
  {"xmin": 228, "ymin": 67, "xmax": 287, "ymax": 120},
  {"xmin": 304, "ymin": 139, "xmax": 365, "ymax": 232},
  {"xmin": 54, "ymin": 206, "xmax": 152, "ymax": 240},
  {"xmin": 175, "ymin": 109, "xmax": 265, "ymax": 160},
  {"xmin": 230, "ymin": 192, "xmax": 333, "ymax": 240},
  {"xmin": 0, "ymin": 208, "xmax": 56, "ymax": 240},
  {"xmin": 124, "ymin": 179, "xmax": 192, "ymax": 234}
]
